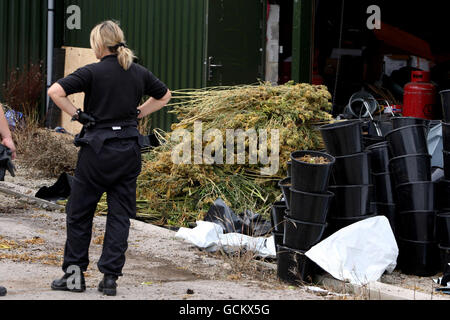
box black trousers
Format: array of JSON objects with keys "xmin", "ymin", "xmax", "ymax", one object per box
[{"xmin": 62, "ymin": 137, "xmax": 142, "ymax": 277}]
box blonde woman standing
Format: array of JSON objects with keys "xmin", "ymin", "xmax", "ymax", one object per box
[{"xmin": 48, "ymin": 21, "xmax": 171, "ymax": 296}]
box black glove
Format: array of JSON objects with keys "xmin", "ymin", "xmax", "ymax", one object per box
[
  {"xmin": 0, "ymin": 145, "xmax": 15, "ymax": 181},
  {"xmin": 72, "ymin": 109, "xmax": 96, "ymax": 128}
]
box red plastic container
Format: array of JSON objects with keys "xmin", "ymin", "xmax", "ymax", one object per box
[{"xmin": 403, "ymin": 71, "xmax": 436, "ymax": 120}]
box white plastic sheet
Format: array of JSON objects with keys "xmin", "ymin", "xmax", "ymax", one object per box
[
  {"xmin": 175, "ymin": 221, "xmax": 276, "ymax": 258},
  {"xmin": 305, "ymin": 216, "xmax": 399, "ymax": 285}
]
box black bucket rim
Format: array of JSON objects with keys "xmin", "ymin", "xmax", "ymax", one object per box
[
  {"xmin": 372, "ymin": 202, "xmax": 396, "ymax": 207},
  {"xmin": 278, "ymin": 177, "xmax": 292, "ymax": 187},
  {"xmin": 319, "ymin": 119, "xmax": 362, "ymax": 132},
  {"xmin": 372, "ymin": 171, "xmax": 391, "ymax": 177},
  {"xmin": 273, "ymin": 201, "xmax": 288, "ymax": 208},
  {"xmin": 273, "ymin": 231, "xmax": 284, "ymax": 237},
  {"xmin": 439, "ymin": 89, "xmax": 450, "ymax": 95},
  {"xmin": 398, "ymin": 210, "xmax": 437, "ymax": 215},
  {"xmin": 289, "ymin": 188, "xmax": 335, "ymax": 199},
  {"xmin": 389, "ymin": 153, "xmax": 432, "ymax": 163},
  {"xmin": 277, "ymin": 245, "xmax": 306, "ymax": 255},
  {"xmin": 385, "ymin": 124, "xmax": 428, "ymax": 138},
  {"xmin": 397, "ymin": 237, "xmax": 438, "ymax": 245},
  {"xmin": 391, "ymin": 116, "xmax": 432, "ymax": 122},
  {"xmin": 438, "ymin": 244, "xmax": 450, "ymax": 250},
  {"xmin": 329, "ymin": 213, "xmax": 377, "ymax": 222},
  {"xmin": 395, "ymin": 181, "xmax": 434, "ymax": 189},
  {"xmin": 366, "ymin": 141, "xmax": 389, "ymax": 150},
  {"xmin": 329, "ymin": 184, "xmax": 374, "ymax": 189},
  {"xmin": 437, "ymin": 212, "xmax": 450, "ymax": 217},
  {"xmin": 334, "ymin": 151, "xmax": 370, "ymax": 160},
  {"xmin": 291, "ymin": 150, "xmax": 336, "ymax": 167},
  {"xmin": 285, "ymin": 216, "xmax": 328, "ymax": 228}
]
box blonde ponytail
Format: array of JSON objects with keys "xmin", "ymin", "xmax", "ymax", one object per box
[{"xmin": 90, "ymin": 20, "xmax": 136, "ymax": 71}]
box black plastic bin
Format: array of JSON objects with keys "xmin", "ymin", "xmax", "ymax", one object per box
[
  {"xmin": 372, "ymin": 172, "xmax": 396, "ymax": 204},
  {"xmin": 397, "ymin": 238, "xmax": 440, "ymax": 277},
  {"xmin": 385, "ymin": 125, "xmax": 429, "ymax": 158},
  {"xmin": 271, "ymin": 201, "xmax": 287, "ymax": 233},
  {"xmin": 276, "ymin": 245, "xmax": 320, "ymax": 285},
  {"xmin": 373, "ymin": 203, "xmax": 397, "ymax": 232},
  {"xmin": 331, "ymin": 152, "xmax": 372, "ymax": 185},
  {"xmin": 328, "ymin": 185, "xmax": 374, "ymax": 218},
  {"xmin": 435, "ymin": 179, "xmax": 450, "ymax": 210},
  {"xmin": 437, "ymin": 213, "xmax": 450, "ymax": 248},
  {"xmin": 389, "ymin": 154, "xmax": 432, "ymax": 185},
  {"xmin": 319, "ymin": 120, "xmax": 364, "ymax": 157},
  {"xmin": 289, "ymin": 189, "xmax": 334, "ymax": 224},
  {"xmin": 444, "ymin": 151, "xmax": 450, "ymax": 180},
  {"xmin": 284, "ymin": 217, "xmax": 327, "ymax": 251},
  {"xmin": 363, "ymin": 135, "xmax": 385, "ymax": 149},
  {"xmin": 290, "ymin": 151, "xmax": 335, "ymax": 194},
  {"xmin": 391, "ymin": 117, "xmax": 431, "ymax": 131},
  {"xmin": 367, "ymin": 142, "xmax": 391, "ymax": 174},
  {"xmin": 397, "ymin": 211, "xmax": 437, "ymax": 242},
  {"xmin": 327, "ymin": 213, "xmax": 377, "ymax": 236},
  {"xmin": 396, "ymin": 182, "xmax": 435, "ymax": 212},
  {"xmin": 278, "ymin": 177, "xmax": 292, "ymax": 209},
  {"xmin": 442, "ymin": 122, "xmax": 450, "ymax": 151},
  {"xmin": 273, "ymin": 231, "xmax": 284, "ymax": 251},
  {"xmin": 440, "ymin": 90, "xmax": 450, "ymax": 123}
]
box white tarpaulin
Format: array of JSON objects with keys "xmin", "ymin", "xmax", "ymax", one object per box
[
  {"xmin": 305, "ymin": 216, "xmax": 399, "ymax": 285},
  {"xmin": 175, "ymin": 221, "xmax": 276, "ymax": 258}
]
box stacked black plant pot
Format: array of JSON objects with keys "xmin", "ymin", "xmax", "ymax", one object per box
[
  {"xmin": 437, "ymin": 89, "xmax": 450, "ymax": 284},
  {"xmin": 276, "ymin": 150, "xmax": 335, "ymax": 285},
  {"xmin": 319, "ymin": 120, "xmax": 376, "ymax": 235},
  {"xmin": 366, "ymin": 141, "xmax": 397, "ymax": 232},
  {"xmin": 386, "ymin": 120, "xmax": 439, "ymax": 277}
]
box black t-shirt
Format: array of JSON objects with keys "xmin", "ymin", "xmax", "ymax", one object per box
[{"xmin": 57, "ymin": 54, "xmax": 168, "ymax": 123}]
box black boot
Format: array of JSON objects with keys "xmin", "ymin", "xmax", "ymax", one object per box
[
  {"xmin": 0, "ymin": 286, "xmax": 7, "ymax": 297},
  {"xmin": 51, "ymin": 272, "xmax": 86, "ymax": 293},
  {"xmin": 98, "ymin": 275, "xmax": 118, "ymax": 296}
]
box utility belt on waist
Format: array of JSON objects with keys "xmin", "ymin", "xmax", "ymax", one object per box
[{"xmin": 86, "ymin": 119, "xmax": 138, "ymax": 130}]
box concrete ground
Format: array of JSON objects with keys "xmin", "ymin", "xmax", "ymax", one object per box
[{"xmin": 0, "ymin": 193, "xmax": 326, "ymax": 301}]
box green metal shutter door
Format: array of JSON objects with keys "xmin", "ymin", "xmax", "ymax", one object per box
[{"xmin": 62, "ymin": 0, "xmax": 207, "ymax": 132}]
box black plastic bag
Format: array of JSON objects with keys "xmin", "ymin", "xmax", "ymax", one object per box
[
  {"xmin": 0, "ymin": 144, "xmax": 15, "ymax": 181},
  {"xmin": 35, "ymin": 172, "xmax": 74, "ymax": 202},
  {"xmin": 204, "ymin": 199, "xmax": 272, "ymax": 237}
]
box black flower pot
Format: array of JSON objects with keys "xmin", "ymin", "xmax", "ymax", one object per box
[
  {"xmin": 273, "ymin": 231, "xmax": 284, "ymax": 252},
  {"xmin": 284, "ymin": 217, "xmax": 327, "ymax": 251},
  {"xmin": 397, "ymin": 211, "xmax": 437, "ymax": 242},
  {"xmin": 332, "ymin": 152, "xmax": 372, "ymax": 185},
  {"xmin": 271, "ymin": 201, "xmax": 287, "ymax": 233},
  {"xmin": 442, "ymin": 122, "xmax": 450, "ymax": 151},
  {"xmin": 437, "ymin": 213, "xmax": 450, "ymax": 247},
  {"xmin": 440, "ymin": 90, "xmax": 450, "ymax": 123},
  {"xmin": 385, "ymin": 125, "xmax": 429, "ymax": 158},
  {"xmin": 290, "ymin": 151, "xmax": 335, "ymax": 194},
  {"xmin": 373, "ymin": 203, "xmax": 397, "ymax": 233},
  {"xmin": 389, "ymin": 154, "xmax": 432, "ymax": 185},
  {"xmin": 363, "ymin": 135, "xmax": 385, "ymax": 149},
  {"xmin": 439, "ymin": 245, "xmax": 450, "ymax": 277},
  {"xmin": 396, "ymin": 182, "xmax": 435, "ymax": 212},
  {"xmin": 367, "ymin": 142, "xmax": 391, "ymax": 174},
  {"xmin": 435, "ymin": 179, "xmax": 450, "ymax": 210},
  {"xmin": 319, "ymin": 120, "xmax": 364, "ymax": 157},
  {"xmin": 328, "ymin": 185, "xmax": 374, "ymax": 218},
  {"xmin": 444, "ymin": 151, "xmax": 450, "ymax": 180},
  {"xmin": 372, "ymin": 172, "xmax": 396, "ymax": 204},
  {"xmin": 391, "ymin": 116, "xmax": 431, "ymax": 131},
  {"xmin": 276, "ymin": 245, "xmax": 320, "ymax": 285},
  {"xmin": 327, "ymin": 213, "xmax": 377, "ymax": 236},
  {"xmin": 289, "ymin": 189, "xmax": 334, "ymax": 224},
  {"xmin": 278, "ymin": 177, "xmax": 292, "ymax": 209},
  {"xmin": 397, "ymin": 238, "xmax": 440, "ymax": 277}
]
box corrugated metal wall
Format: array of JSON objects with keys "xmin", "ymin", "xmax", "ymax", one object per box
[
  {"xmin": 0, "ymin": 0, "xmax": 47, "ymax": 111},
  {"xmin": 62, "ymin": 0, "xmax": 207, "ymax": 131}
]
